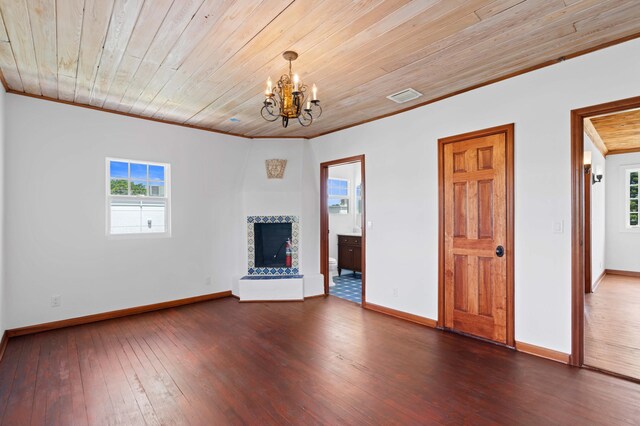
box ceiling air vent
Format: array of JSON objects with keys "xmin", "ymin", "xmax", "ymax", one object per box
[{"xmin": 386, "ymin": 88, "xmax": 423, "ymax": 104}]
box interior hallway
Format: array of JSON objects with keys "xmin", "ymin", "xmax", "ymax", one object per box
[{"xmin": 585, "ymin": 273, "xmax": 640, "ymax": 380}]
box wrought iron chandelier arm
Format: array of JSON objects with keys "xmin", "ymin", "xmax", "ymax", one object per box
[
  {"xmin": 298, "ymin": 110, "xmax": 313, "ymax": 127},
  {"xmin": 261, "ymin": 97, "xmax": 280, "ymax": 121},
  {"xmin": 261, "ymin": 106, "xmax": 280, "ymax": 122},
  {"xmin": 312, "ymin": 101, "xmax": 322, "ymax": 119}
]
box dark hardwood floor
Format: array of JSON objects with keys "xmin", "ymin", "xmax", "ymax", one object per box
[{"xmin": 1, "ymin": 296, "xmax": 639, "ymax": 425}]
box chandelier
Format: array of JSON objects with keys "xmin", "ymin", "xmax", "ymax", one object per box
[{"xmin": 261, "ymin": 51, "xmax": 322, "ymax": 128}]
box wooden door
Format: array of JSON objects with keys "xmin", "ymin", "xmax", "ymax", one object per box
[{"xmin": 442, "ymin": 127, "xmax": 512, "ymax": 345}]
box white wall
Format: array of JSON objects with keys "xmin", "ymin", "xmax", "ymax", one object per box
[
  {"xmin": 241, "ymin": 140, "xmax": 303, "ymax": 218},
  {"xmin": 585, "ymin": 134, "xmax": 606, "ymax": 285},
  {"xmin": 5, "ymin": 95, "xmax": 251, "ymax": 329},
  {"xmin": 328, "ymin": 162, "xmax": 361, "ymax": 260},
  {"xmin": 237, "ymin": 139, "xmax": 303, "ymax": 294},
  {"xmin": 300, "ymin": 142, "xmax": 321, "ymax": 280},
  {"xmin": 0, "ymin": 88, "xmax": 5, "ymax": 335},
  {"xmin": 307, "ymin": 38, "xmax": 640, "ymax": 353},
  {"xmin": 234, "ymin": 138, "xmax": 323, "ymax": 297},
  {"xmin": 606, "ymin": 151, "xmax": 640, "ymax": 272}
]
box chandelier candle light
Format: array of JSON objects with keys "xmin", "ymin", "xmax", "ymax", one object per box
[{"xmin": 261, "ymin": 51, "xmax": 322, "ymax": 128}]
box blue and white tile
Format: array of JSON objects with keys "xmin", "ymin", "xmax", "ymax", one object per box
[{"xmin": 330, "ymin": 271, "xmax": 362, "ymax": 304}]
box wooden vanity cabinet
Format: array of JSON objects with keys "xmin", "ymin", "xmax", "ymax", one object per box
[{"xmin": 337, "ymin": 235, "xmax": 362, "ymax": 276}]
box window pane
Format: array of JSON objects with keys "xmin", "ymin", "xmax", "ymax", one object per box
[
  {"xmin": 328, "ymin": 197, "xmax": 345, "ymax": 207},
  {"xmin": 130, "ymin": 163, "xmax": 147, "ymax": 180},
  {"xmin": 141, "ymin": 201, "xmax": 166, "ymax": 233},
  {"xmin": 328, "ymin": 198, "xmax": 349, "ymax": 214},
  {"xmin": 328, "ymin": 179, "xmax": 348, "ymax": 196},
  {"xmin": 110, "ymin": 200, "xmax": 142, "ymax": 234},
  {"xmin": 630, "ymin": 213, "xmax": 639, "ymax": 226},
  {"xmin": 631, "ymin": 199, "xmax": 639, "ymax": 213},
  {"xmin": 110, "ymin": 200, "xmax": 166, "ymax": 234},
  {"xmin": 131, "ymin": 180, "xmax": 147, "ymax": 196},
  {"xmin": 631, "ymin": 185, "xmax": 638, "ymax": 199},
  {"xmin": 149, "ymin": 181, "xmax": 165, "ymax": 197},
  {"xmin": 149, "ymin": 165, "xmax": 165, "ymax": 181},
  {"xmin": 110, "ymin": 179, "xmax": 129, "ymax": 195},
  {"xmin": 631, "ymin": 172, "xmax": 639, "ymax": 185},
  {"xmin": 110, "ymin": 161, "xmax": 128, "ymax": 178}
]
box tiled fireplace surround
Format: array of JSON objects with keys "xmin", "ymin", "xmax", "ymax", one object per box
[{"xmin": 246, "ymin": 215, "xmax": 300, "ymax": 276}]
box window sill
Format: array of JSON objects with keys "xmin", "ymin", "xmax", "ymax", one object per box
[
  {"xmin": 620, "ymin": 227, "xmax": 640, "ymax": 233},
  {"xmin": 107, "ymin": 232, "xmax": 172, "ymax": 240}
]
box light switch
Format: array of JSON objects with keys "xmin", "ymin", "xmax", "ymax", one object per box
[
  {"xmin": 552, "ymin": 220, "xmax": 564, "ymax": 234},
  {"xmin": 367, "ymin": 221, "xmax": 373, "ymax": 229}
]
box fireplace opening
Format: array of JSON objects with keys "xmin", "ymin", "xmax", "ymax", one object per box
[{"xmin": 254, "ymin": 223, "xmax": 293, "ymax": 268}]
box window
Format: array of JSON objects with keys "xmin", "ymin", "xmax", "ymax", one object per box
[
  {"xmin": 627, "ymin": 168, "xmax": 639, "ymax": 228},
  {"xmin": 107, "ymin": 158, "xmax": 170, "ymax": 235},
  {"xmin": 356, "ymin": 183, "xmax": 362, "ymax": 214},
  {"xmin": 328, "ymin": 178, "xmax": 349, "ymax": 214}
]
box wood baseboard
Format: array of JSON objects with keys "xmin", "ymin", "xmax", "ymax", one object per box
[
  {"xmin": 365, "ymin": 303, "xmax": 437, "ymax": 328},
  {"xmin": 0, "ymin": 331, "xmax": 8, "ymax": 363},
  {"xmin": 582, "ymin": 364, "xmax": 640, "ymax": 385},
  {"xmin": 6, "ymin": 290, "xmax": 232, "ymax": 338},
  {"xmin": 592, "ymin": 270, "xmax": 607, "ymax": 291},
  {"xmin": 231, "ymin": 294, "xmax": 324, "ymax": 302},
  {"xmin": 304, "ymin": 294, "xmax": 326, "ymax": 300},
  {"xmin": 605, "ymin": 269, "xmax": 640, "ymax": 278},
  {"xmin": 515, "ymin": 341, "xmax": 570, "ymax": 364}
]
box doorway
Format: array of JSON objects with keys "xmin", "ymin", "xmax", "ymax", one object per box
[
  {"xmin": 438, "ymin": 124, "xmax": 515, "ymax": 346},
  {"xmin": 320, "ymin": 155, "xmax": 366, "ymax": 305},
  {"xmin": 572, "ymin": 96, "xmax": 640, "ymax": 381}
]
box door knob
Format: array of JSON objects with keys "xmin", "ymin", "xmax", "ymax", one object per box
[{"xmin": 496, "ymin": 245, "xmax": 505, "ymax": 257}]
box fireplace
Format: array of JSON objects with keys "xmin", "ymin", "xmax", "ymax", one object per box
[
  {"xmin": 247, "ymin": 216, "xmax": 299, "ymax": 275},
  {"xmin": 253, "ymin": 223, "xmax": 292, "ymax": 268}
]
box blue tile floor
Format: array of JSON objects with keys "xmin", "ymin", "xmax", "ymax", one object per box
[{"xmin": 329, "ymin": 269, "xmax": 362, "ymax": 304}]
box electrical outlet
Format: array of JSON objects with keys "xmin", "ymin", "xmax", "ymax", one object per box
[
  {"xmin": 205, "ymin": 277, "xmax": 212, "ymax": 286},
  {"xmin": 393, "ymin": 287, "xmax": 399, "ymax": 297},
  {"xmin": 50, "ymin": 295, "xmax": 61, "ymax": 308},
  {"xmin": 552, "ymin": 220, "xmax": 564, "ymax": 234}
]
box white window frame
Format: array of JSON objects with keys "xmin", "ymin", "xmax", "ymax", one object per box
[
  {"xmin": 625, "ymin": 167, "xmax": 639, "ymax": 229},
  {"xmin": 106, "ymin": 157, "xmax": 171, "ymax": 238},
  {"xmin": 327, "ymin": 177, "xmax": 350, "ymax": 214}
]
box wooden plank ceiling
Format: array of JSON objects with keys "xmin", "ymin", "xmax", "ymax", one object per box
[
  {"xmin": 0, "ymin": 0, "xmax": 640, "ymax": 139},
  {"xmin": 587, "ymin": 109, "xmax": 640, "ymax": 155}
]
